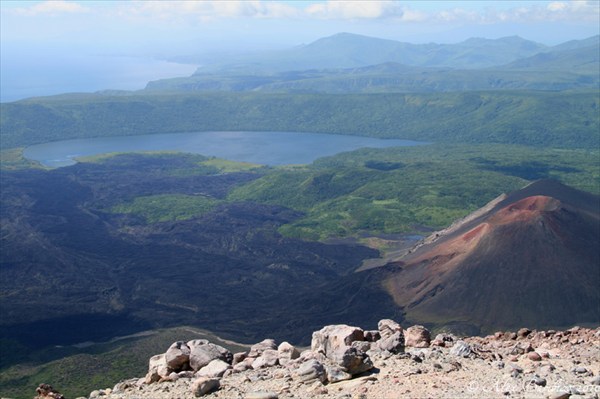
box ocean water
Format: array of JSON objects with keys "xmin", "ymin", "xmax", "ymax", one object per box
[{"xmin": 0, "ymin": 54, "xmax": 197, "ymax": 102}]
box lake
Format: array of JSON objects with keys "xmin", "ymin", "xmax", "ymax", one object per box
[{"xmin": 24, "ymin": 131, "xmax": 426, "ymax": 168}]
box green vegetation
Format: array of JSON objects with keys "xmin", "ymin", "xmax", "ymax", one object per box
[
  {"xmin": 100, "ymin": 145, "xmax": 598, "ymax": 239},
  {"xmin": 0, "ymin": 148, "xmax": 44, "ymax": 170},
  {"xmin": 0, "ymin": 327, "xmax": 248, "ymax": 399},
  {"xmin": 2, "ymin": 90, "xmax": 598, "ymax": 150},
  {"xmin": 111, "ymin": 194, "xmax": 221, "ymax": 223},
  {"xmin": 227, "ymin": 144, "xmax": 599, "ymax": 240}
]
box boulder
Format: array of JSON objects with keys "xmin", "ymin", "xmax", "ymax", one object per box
[
  {"xmin": 191, "ymin": 377, "xmax": 220, "ymax": 397},
  {"xmin": 165, "ymin": 341, "xmax": 191, "ymax": 371},
  {"xmin": 278, "ymin": 341, "xmax": 300, "ymax": 366},
  {"xmin": 378, "ymin": 319, "xmax": 403, "ymax": 339},
  {"xmin": 311, "ymin": 324, "xmax": 372, "ymax": 376},
  {"xmin": 450, "ymin": 340, "xmax": 472, "ymax": 358},
  {"xmin": 295, "ymin": 359, "xmax": 327, "ymax": 383},
  {"xmin": 311, "ymin": 324, "xmax": 364, "ymax": 355},
  {"xmin": 196, "ymin": 359, "xmax": 231, "ymax": 378},
  {"xmin": 330, "ymin": 346, "xmax": 373, "ymax": 375},
  {"xmin": 405, "ymin": 325, "xmax": 431, "ymax": 348},
  {"xmin": 248, "ymin": 339, "xmax": 278, "ymax": 358},
  {"xmin": 189, "ymin": 342, "xmax": 233, "ymax": 371},
  {"xmin": 145, "ymin": 353, "xmax": 171, "ymax": 384},
  {"xmin": 376, "ymin": 331, "xmax": 405, "ymax": 354},
  {"xmin": 252, "ymin": 349, "xmax": 279, "ymax": 369}
]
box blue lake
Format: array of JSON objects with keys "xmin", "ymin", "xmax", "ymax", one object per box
[{"xmin": 24, "ymin": 131, "xmax": 426, "ymax": 168}]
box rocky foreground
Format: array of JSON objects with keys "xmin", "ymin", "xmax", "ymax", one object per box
[{"xmin": 35, "ymin": 321, "xmax": 599, "ymax": 399}]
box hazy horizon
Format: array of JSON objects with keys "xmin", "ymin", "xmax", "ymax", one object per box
[{"xmin": 1, "ymin": 0, "xmax": 599, "ymax": 102}]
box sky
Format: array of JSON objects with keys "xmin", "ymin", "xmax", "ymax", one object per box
[{"xmin": 1, "ymin": 0, "xmax": 599, "ymax": 101}]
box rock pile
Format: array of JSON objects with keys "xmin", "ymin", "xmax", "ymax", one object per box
[{"xmin": 38, "ymin": 322, "xmax": 600, "ymax": 399}]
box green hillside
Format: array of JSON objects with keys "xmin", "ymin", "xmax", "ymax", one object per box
[{"xmin": 2, "ymin": 91, "xmax": 598, "ymax": 150}]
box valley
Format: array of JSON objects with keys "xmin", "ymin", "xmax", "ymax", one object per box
[{"xmin": 1, "ymin": 29, "xmax": 599, "ymax": 399}]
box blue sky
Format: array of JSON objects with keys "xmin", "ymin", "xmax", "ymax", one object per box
[{"xmin": 1, "ymin": 1, "xmax": 599, "ymax": 100}]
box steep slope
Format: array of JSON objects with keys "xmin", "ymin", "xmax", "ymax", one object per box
[{"xmin": 382, "ymin": 180, "xmax": 600, "ymax": 333}]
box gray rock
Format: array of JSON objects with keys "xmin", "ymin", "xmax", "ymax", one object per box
[
  {"xmin": 278, "ymin": 342, "xmax": 300, "ymax": 366},
  {"xmin": 351, "ymin": 340, "xmax": 372, "ymax": 353},
  {"xmin": 165, "ymin": 341, "xmax": 191, "ymax": 371},
  {"xmin": 449, "ymin": 340, "xmax": 471, "ymax": 358},
  {"xmin": 311, "ymin": 324, "xmax": 364, "ymax": 355},
  {"xmin": 378, "ymin": 319, "xmax": 403, "ymax": 339},
  {"xmin": 573, "ymin": 366, "xmax": 588, "ymax": 374},
  {"xmin": 331, "ymin": 346, "xmax": 373, "ymax": 375},
  {"xmin": 191, "ymin": 377, "xmax": 220, "ymax": 397},
  {"xmin": 325, "ymin": 364, "xmax": 352, "ymax": 383},
  {"xmin": 295, "ymin": 359, "xmax": 327, "ymax": 383},
  {"xmin": 196, "ymin": 359, "xmax": 231, "ymax": 378},
  {"xmin": 248, "ymin": 339, "xmax": 278, "ymax": 358},
  {"xmin": 590, "ymin": 375, "xmax": 600, "ymax": 385},
  {"xmin": 405, "ymin": 325, "xmax": 431, "ymax": 348},
  {"xmin": 376, "ymin": 331, "xmax": 404, "ymax": 354},
  {"xmin": 252, "ymin": 349, "xmax": 280, "ymax": 369},
  {"xmin": 189, "ymin": 342, "xmax": 233, "ymax": 371}
]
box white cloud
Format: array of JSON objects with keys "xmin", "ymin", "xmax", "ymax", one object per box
[
  {"xmin": 305, "ymin": 1, "xmax": 402, "ymax": 19},
  {"xmin": 13, "ymin": 0, "xmax": 89, "ymax": 16},
  {"xmin": 421, "ymin": 0, "xmax": 600, "ymax": 24},
  {"xmin": 548, "ymin": 2, "xmax": 568, "ymax": 12},
  {"xmin": 115, "ymin": 0, "xmax": 300, "ymax": 22}
]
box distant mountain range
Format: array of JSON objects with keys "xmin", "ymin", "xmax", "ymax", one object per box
[
  {"xmin": 146, "ymin": 33, "xmax": 599, "ymax": 93},
  {"xmin": 381, "ymin": 180, "xmax": 600, "ymax": 333}
]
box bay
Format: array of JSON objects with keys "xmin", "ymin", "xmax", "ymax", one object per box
[{"xmin": 24, "ymin": 131, "xmax": 426, "ymax": 168}]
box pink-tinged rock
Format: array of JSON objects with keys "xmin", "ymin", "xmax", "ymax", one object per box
[
  {"xmin": 528, "ymin": 352, "xmax": 542, "ymax": 361},
  {"xmin": 405, "ymin": 325, "xmax": 431, "ymax": 348}
]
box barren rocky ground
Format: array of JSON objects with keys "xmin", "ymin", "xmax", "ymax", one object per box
[{"xmin": 33, "ymin": 322, "xmax": 599, "ymax": 399}]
